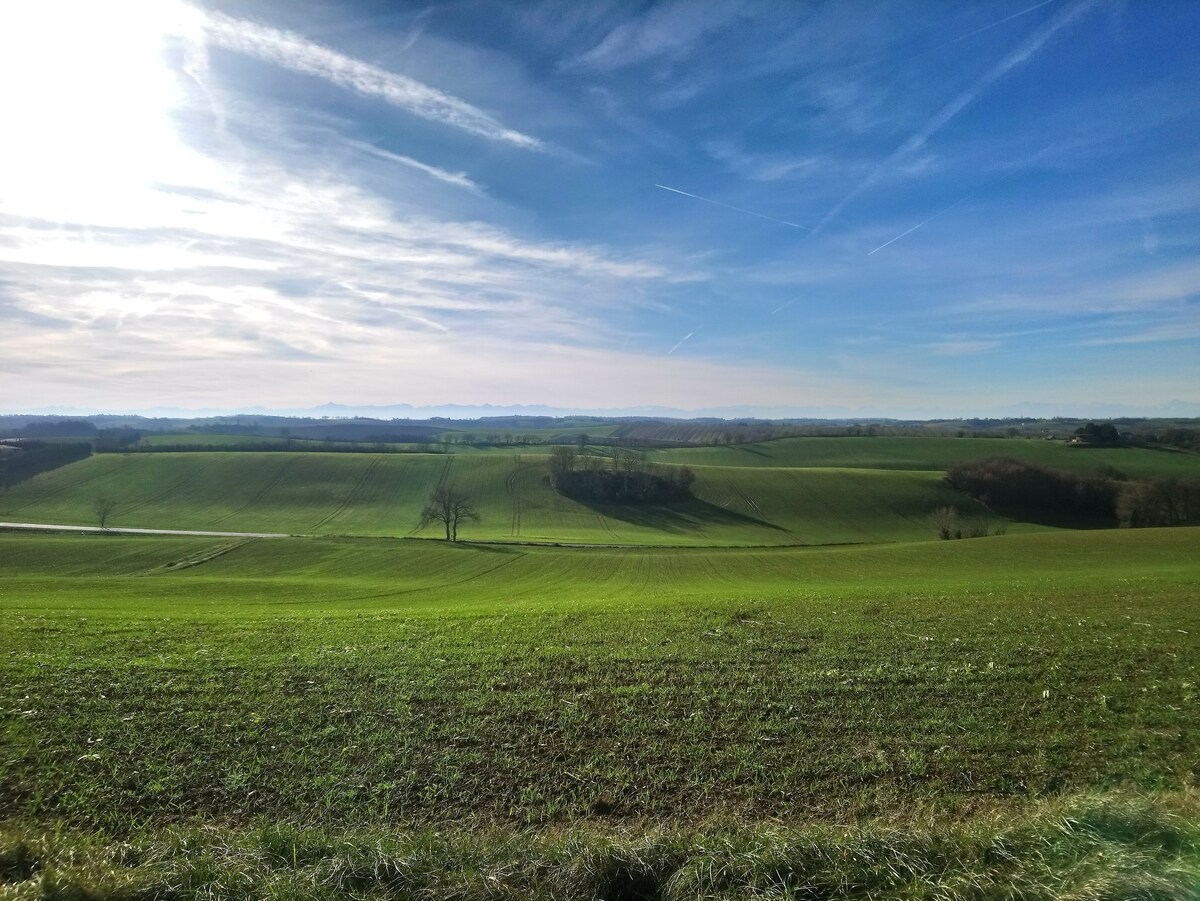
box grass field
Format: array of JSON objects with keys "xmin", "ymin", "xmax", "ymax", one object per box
[
  {"xmin": 647, "ymin": 435, "xmax": 1200, "ymax": 478},
  {"xmin": 3, "ymin": 436, "xmax": 1199, "ymax": 897},
  {"xmin": 2, "ymin": 528, "xmax": 1197, "ymax": 830},
  {"xmin": 0, "ymin": 451, "xmax": 1012, "ymax": 545}
]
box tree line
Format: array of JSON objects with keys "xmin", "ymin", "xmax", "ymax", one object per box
[
  {"xmin": 0, "ymin": 442, "xmax": 92, "ymax": 489},
  {"xmin": 946, "ymin": 456, "xmax": 1200, "ymax": 528},
  {"xmin": 547, "ymin": 446, "xmax": 696, "ymax": 504}
]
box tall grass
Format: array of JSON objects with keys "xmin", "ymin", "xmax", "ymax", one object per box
[{"xmin": 2, "ymin": 793, "xmax": 1197, "ymax": 899}]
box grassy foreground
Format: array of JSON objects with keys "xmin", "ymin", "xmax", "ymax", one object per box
[{"xmin": 2, "ymin": 792, "xmax": 1198, "ymax": 899}]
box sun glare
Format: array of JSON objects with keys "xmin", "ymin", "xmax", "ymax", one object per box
[{"xmin": 0, "ymin": 0, "xmax": 202, "ymax": 223}]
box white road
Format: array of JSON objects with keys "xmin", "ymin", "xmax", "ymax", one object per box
[{"xmin": 0, "ymin": 522, "xmax": 290, "ymax": 538}]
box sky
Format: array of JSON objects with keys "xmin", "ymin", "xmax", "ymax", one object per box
[{"xmin": 0, "ymin": 0, "xmax": 1198, "ymax": 418}]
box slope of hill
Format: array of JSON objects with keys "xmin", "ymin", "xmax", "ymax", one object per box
[
  {"xmin": 647, "ymin": 435, "xmax": 1200, "ymax": 477},
  {"xmin": 0, "ymin": 451, "xmax": 1003, "ymax": 546}
]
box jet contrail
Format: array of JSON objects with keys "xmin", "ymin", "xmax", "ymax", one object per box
[
  {"xmin": 813, "ymin": 0, "xmax": 1094, "ymax": 233},
  {"xmin": 655, "ymin": 184, "xmax": 810, "ymax": 230},
  {"xmin": 947, "ymin": 0, "xmax": 1058, "ymax": 45},
  {"xmin": 868, "ymin": 196, "xmax": 973, "ymax": 255},
  {"xmin": 770, "ymin": 300, "xmax": 796, "ymax": 315},
  {"xmin": 666, "ymin": 330, "xmax": 695, "ymax": 354}
]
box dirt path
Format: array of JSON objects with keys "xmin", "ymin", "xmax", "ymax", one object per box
[{"xmin": 0, "ymin": 521, "xmax": 290, "ymax": 538}]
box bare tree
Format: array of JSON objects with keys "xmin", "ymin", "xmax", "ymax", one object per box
[
  {"xmin": 930, "ymin": 505, "xmax": 958, "ymax": 540},
  {"xmin": 418, "ymin": 485, "xmax": 479, "ymax": 541},
  {"xmin": 94, "ymin": 495, "xmax": 117, "ymax": 530},
  {"xmin": 547, "ymin": 446, "xmax": 577, "ymax": 486}
]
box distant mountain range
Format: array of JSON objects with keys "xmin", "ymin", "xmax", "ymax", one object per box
[{"xmin": 7, "ymin": 400, "xmax": 1200, "ymax": 420}]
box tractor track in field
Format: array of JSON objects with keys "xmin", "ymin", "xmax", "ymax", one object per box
[
  {"xmin": 723, "ymin": 474, "xmax": 767, "ymax": 519},
  {"xmin": 340, "ymin": 551, "xmax": 531, "ymax": 602},
  {"xmin": 842, "ymin": 470, "xmax": 927, "ymax": 529},
  {"xmin": 147, "ymin": 539, "xmax": 252, "ymax": 573},
  {"xmin": 596, "ymin": 514, "xmax": 618, "ymax": 540},
  {"xmin": 114, "ymin": 465, "xmax": 211, "ymax": 519},
  {"xmin": 506, "ymin": 455, "xmax": 522, "ymax": 536},
  {"xmin": 310, "ymin": 456, "xmax": 383, "ymax": 532},
  {"xmin": 788, "ymin": 472, "xmax": 875, "ymax": 540},
  {"xmin": 0, "ymin": 465, "xmax": 113, "ymax": 514},
  {"xmin": 208, "ymin": 456, "xmax": 300, "ymax": 527},
  {"xmin": 435, "ymin": 455, "xmax": 455, "ymax": 490}
]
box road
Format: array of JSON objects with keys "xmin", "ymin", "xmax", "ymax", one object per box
[{"xmin": 0, "ymin": 522, "xmax": 291, "ymax": 539}]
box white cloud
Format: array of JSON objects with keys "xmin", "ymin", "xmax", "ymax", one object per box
[
  {"xmin": 197, "ymin": 9, "xmax": 544, "ymax": 150},
  {"xmin": 570, "ymin": 0, "xmax": 752, "ymax": 70},
  {"xmin": 926, "ymin": 338, "xmax": 1003, "ymax": 357},
  {"xmin": 963, "ymin": 260, "xmax": 1200, "ymax": 316}
]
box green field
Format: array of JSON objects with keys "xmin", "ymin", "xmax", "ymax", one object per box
[
  {"xmin": 0, "ymin": 451, "xmax": 1013, "ymax": 545},
  {"xmin": 648, "ymin": 435, "xmax": 1200, "ymax": 477},
  {"xmin": 3, "ymin": 528, "xmax": 1198, "ymax": 826},
  {"xmin": 3, "ymin": 436, "xmax": 1199, "ymax": 897}
]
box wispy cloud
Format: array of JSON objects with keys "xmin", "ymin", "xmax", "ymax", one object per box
[
  {"xmin": 340, "ymin": 138, "xmax": 481, "ymax": 193},
  {"xmin": 1077, "ymin": 315, "xmax": 1200, "ymax": 346},
  {"xmin": 814, "ymin": 0, "xmax": 1097, "ymax": 232},
  {"xmin": 569, "ymin": 0, "xmax": 750, "ymax": 70},
  {"xmin": 197, "ymin": 10, "xmax": 544, "ymax": 149},
  {"xmin": 926, "ymin": 338, "xmax": 1003, "ymax": 357},
  {"xmin": 960, "ymin": 260, "xmax": 1200, "ymax": 316},
  {"xmin": 704, "ymin": 140, "xmax": 824, "ymax": 183}
]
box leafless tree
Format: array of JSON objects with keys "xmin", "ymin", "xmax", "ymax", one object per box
[
  {"xmin": 94, "ymin": 495, "xmax": 117, "ymax": 530},
  {"xmin": 418, "ymin": 485, "xmax": 479, "ymax": 541},
  {"xmin": 930, "ymin": 505, "xmax": 958, "ymax": 540},
  {"xmin": 547, "ymin": 446, "xmax": 577, "ymax": 485}
]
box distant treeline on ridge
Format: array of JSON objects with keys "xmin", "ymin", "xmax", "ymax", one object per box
[{"xmin": 947, "ymin": 456, "xmax": 1200, "ymax": 528}]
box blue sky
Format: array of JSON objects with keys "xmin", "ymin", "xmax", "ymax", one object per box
[{"xmin": 1, "ymin": 0, "xmax": 1198, "ymax": 416}]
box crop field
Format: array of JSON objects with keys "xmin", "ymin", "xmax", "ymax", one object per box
[
  {"xmin": 2, "ymin": 436, "xmax": 1199, "ymax": 897},
  {"xmin": 1, "ymin": 526, "xmax": 1199, "ymax": 896},
  {"xmin": 0, "ymin": 451, "xmax": 1009, "ymax": 545},
  {"xmin": 648, "ymin": 435, "xmax": 1200, "ymax": 478}
]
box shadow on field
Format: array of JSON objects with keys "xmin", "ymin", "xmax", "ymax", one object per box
[
  {"xmin": 985, "ymin": 504, "xmax": 1115, "ymax": 530},
  {"xmin": 732, "ymin": 444, "xmax": 771, "ymax": 458},
  {"xmin": 579, "ymin": 495, "xmax": 787, "ymax": 536}
]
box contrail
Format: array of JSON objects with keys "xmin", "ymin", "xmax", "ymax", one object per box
[
  {"xmin": 946, "ymin": 0, "xmax": 1058, "ymax": 45},
  {"xmin": 666, "ymin": 330, "xmax": 695, "ymax": 354},
  {"xmin": 868, "ymin": 196, "xmax": 973, "ymax": 255},
  {"xmin": 813, "ymin": 0, "xmax": 1095, "ymax": 233},
  {"xmin": 655, "ymin": 184, "xmax": 809, "ymax": 230},
  {"xmin": 770, "ymin": 300, "xmax": 796, "ymax": 315}
]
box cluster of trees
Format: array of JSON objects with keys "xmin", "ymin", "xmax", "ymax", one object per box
[
  {"xmin": 1152, "ymin": 428, "xmax": 1200, "ymax": 452},
  {"xmin": 946, "ymin": 457, "xmax": 1118, "ymax": 520},
  {"xmin": 930, "ymin": 506, "xmax": 1003, "ymax": 540},
  {"xmin": 1073, "ymin": 422, "xmax": 1123, "ymax": 445},
  {"xmin": 946, "ymin": 456, "xmax": 1200, "ymax": 528},
  {"xmin": 1116, "ymin": 479, "xmax": 1200, "ymax": 527},
  {"xmin": 0, "ymin": 442, "xmax": 92, "ymax": 489},
  {"xmin": 441, "ymin": 433, "xmax": 543, "ymax": 447},
  {"xmin": 547, "ymin": 446, "xmax": 696, "ymax": 504},
  {"xmin": 94, "ymin": 428, "xmax": 141, "ymax": 452},
  {"xmin": 20, "ymin": 420, "xmax": 97, "ymax": 438}
]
